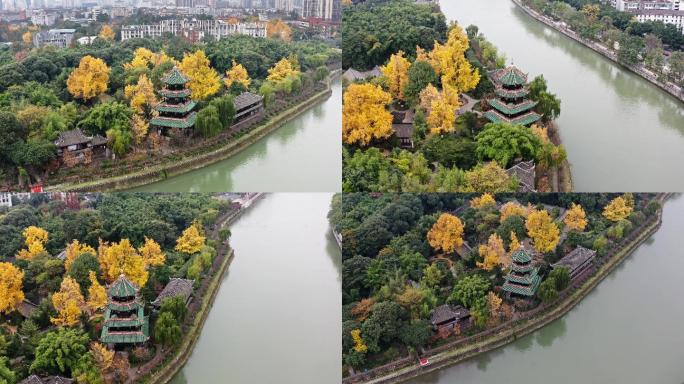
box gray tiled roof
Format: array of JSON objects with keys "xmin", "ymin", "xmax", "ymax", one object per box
[
  {"xmin": 233, "ymin": 92, "xmax": 263, "ymax": 110},
  {"xmin": 152, "ymin": 278, "xmax": 194, "ymax": 306},
  {"xmin": 430, "ymin": 304, "xmax": 470, "ymax": 325}
]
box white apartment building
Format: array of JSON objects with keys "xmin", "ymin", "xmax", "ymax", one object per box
[
  {"xmin": 635, "ymin": 9, "xmax": 684, "ymax": 31},
  {"xmin": 614, "ymin": 0, "xmax": 680, "ymax": 11},
  {"xmin": 0, "ymin": 193, "xmax": 11, "ymax": 208},
  {"xmin": 302, "ymin": 0, "xmax": 340, "ymax": 20},
  {"xmin": 120, "ymin": 19, "xmax": 267, "ymax": 41},
  {"xmin": 30, "ymin": 10, "xmax": 57, "ymax": 25}
]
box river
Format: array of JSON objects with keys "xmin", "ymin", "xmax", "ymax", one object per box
[
  {"xmin": 443, "ymin": 0, "xmax": 683, "ymax": 192},
  {"xmin": 132, "ymin": 80, "xmax": 342, "ymax": 192},
  {"xmin": 408, "ymin": 195, "xmax": 684, "ymax": 384},
  {"xmin": 169, "ymin": 193, "xmax": 342, "ymax": 383}
]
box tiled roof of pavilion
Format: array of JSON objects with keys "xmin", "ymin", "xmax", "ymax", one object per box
[
  {"xmin": 161, "ymin": 66, "xmax": 189, "ymax": 85},
  {"xmin": 159, "ymin": 88, "xmax": 191, "ymax": 98},
  {"xmin": 152, "ymin": 278, "xmax": 194, "ymax": 307},
  {"xmin": 484, "ymin": 109, "xmax": 542, "ymax": 126},
  {"xmin": 234, "ymin": 91, "xmax": 263, "ymax": 110},
  {"xmin": 495, "ymin": 87, "xmax": 529, "ymax": 99},
  {"xmin": 552, "ymin": 246, "xmax": 597, "ymax": 274},
  {"xmin": 506, "ymin": 161, "xmax": 536, "ymax": 193},
  {"xmin": 108, "ymin": 274, "xmax": 139, "ymax": 298},
  {"xmin": 151, "ymin": 112, "xmax": 197, "ymax": 129},
  {"xmin": 156, "ymin": 100, "xmax": 197, "ymax": 114},
  {"xmin": 20, "ymin": 375, "xmax": 74, "ymax": 384},
  {"xmin": 488, "ymin": 99, "xmax": 538, "ymax": 116},
  {"xmin": 512, "ymin": 248, "xmax": 534, "ymax": 263},
  {"xmin": 492, "ymin": 66, "xmax": 528, "ymax": 86},
  {"xmin": 430, "ymin": 304, "xmax": 470, "ymax": 325},
  {"xmin": 54, "ymin": 129, "xmax": 91, "ymax": 147},
  {"xmin": 100, "ymin": 323, "xmax": 149, "ymax": 344},
  {"xmin": 502, "ymin": 276, "xmax": 541, "ymax": 296}
]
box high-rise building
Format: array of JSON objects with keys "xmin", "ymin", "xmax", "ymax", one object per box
[
  {"xmin": 275, "ymin": 0, "xmax": 293, "ymax": 12},
  {"xmin": 302, "ymin": 0, "xmax": 340, "ymax": 20}
]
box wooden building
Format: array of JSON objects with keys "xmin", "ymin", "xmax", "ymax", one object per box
[
  {"xmin": 100, "ymin": 274, "xmax": 149, "ymax": 347},
  {"xmin": 484, "ymin": 66, "xmax": 542, "ymax": 126},
  {"xmin": 152, "ymin": 278, "xmax": 194, "ymax": 309},
  {"xmin": 506, "ymin": 160, "xmax": 536, "ymax": 192},
  {"xmin": 54, "ymin": 129, "xmax": 109, "ymax": 166},
  {"xmin": 391, "ymin": 110, "xmax": 415, "ymax": 148},
  {"xmin": 233, "ymin": 91, "xmax": 265, "ymax": 124},
  {"xmin": 430, "ymin": 304, "xmax": 472, "ymax": 332},
  {"xmin": 552, "ymin": 246, "xmax": 597, "ymax": 280},
  {"xmin": 151, "ymin": 67, "xmax": 197, "ymax": 133},
  {"xmin": 502, "ymin": 248, "xmax": 541, "ymax": 298}
]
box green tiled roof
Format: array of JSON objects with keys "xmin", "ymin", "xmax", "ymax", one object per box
[
  {"xmin": 156, "ymin": 101, "xmax": 196, "ymax": 113},
  {"xmin": 495, "ymin": 67, "xmax": 527, "ymax": 86},
  {"xmin": 512, "ymin": 249, "xmax": 533, "ymax": 263},
  {"xmin": 495, "ymin": 87, "xmax": 529, "ymax": 99},
  {"xmin": 159, "ymin": 88, "xmax": 191, "ymax": 98},
  {"xmin": 506, "ymin": 268, "xmax": 539, "ymax": 285},
  {"xmin": 488, "ymin": 99, "xmax": 538, "ymax": 115},
  {"xmin": 105, "ymin": 317, "xmax": 146, "ymax": 328},
  {"xmin": 502, "ymin": 273, "xmax": 541, "ymax": 296},
  {"xmin": 484, "ymin": 110, "xmax": 542, "ymax": 126},
  {"xmin": 151, "ymin": 112, "xmax": 197, "ymax": 129},
  {"xmin": 510, "ymin": 262, "xmax": 534, "ymax": 273},
  {"xmin": 161, "ymin": 67, "xmax": 189, "ymax": 85},
  {"xmin": 100, "ymin": 326, "xmax": 149, "ymax": 344},
  {"xmin": 109, "ymin": 275, "xmax": 139, "ymax": 298}
]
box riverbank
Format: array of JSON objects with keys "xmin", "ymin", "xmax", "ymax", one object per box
[
  {"xmin": 44, "ymin": 76, "xmax": 338, "ymax": 192},
  {"xmin": 511, "ymin": 0, "xmax": 684, "ymax": 104},
  {"xmin": 345, "ymin": 196, "xmax": 666, "ymax": 384},
  {"xmin": 134, "ymin": 196, "xmax": 263, "ymax": 384}
]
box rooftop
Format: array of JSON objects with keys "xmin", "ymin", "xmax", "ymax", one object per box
[
  {"xmin": 19, "ymin": 376, "xmax": 74, "ymax": 384},
  {"xmin": 233, "ymin": 91, "xmax": 264, "ymax": 110},
  {"xmin": 553, "ymin": 246, "xmax": 597, "ymax": 273},
  {"xmin": 152, "ymin": 278, "xmax": 194, "ymax": 306},
  {"xmin": 491, "ymin": 66, "xmax": 528, "ymax": 86},
  {"xmin": 161, "ymin": 67, "xmax": 189, "ymax": 85},
  {"xmin": 108, "ymin": 274, "xmax": 139, "ymax": 298},
  {"xmin": 342, "ymin": 66, "xmax": 382, "ymax": 82},
  {"xmin": 430, "ymin": 304, "xmax": 470, "ymax": 325},
  {"xmin": 506, "ymin": 160, "xmax": 536, "ymax": 192}
]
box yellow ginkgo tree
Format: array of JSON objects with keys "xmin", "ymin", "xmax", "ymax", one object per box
[
  {"xmin": 67, "ymin": 55, "xmax": 110, "ymax": 101},
  {"xmin": 64, "ymin": 239, "xmax": 97, "ymax": 271},
  {"xmin": 427, "ymin": 213, "xmax": 465, "ymax": 254},
  {"xmin": 564, "ymin": 203, "xmax": 587, "ymax": 231},
  {"xmin": 175, "ymin": 221, "xmax": 206, "ymax": 255},
  {"xmin": 87, "ymin": 271, "xmax": 107, "ymax": 314},
  {"xmin": 224, "ymin": 60, "xmax": 251, "ymax": 89},
  {"xmin": 16, "ymin": 226, "xmax": 48, "ymax": 261},
  {"xmin": 342, "ymin": 83, "xmax": 393, "ymax": 146},
  {"xmin": 178, "ymin": 50, "xmax": 221, "ymax": 100},
  {"xmin": 381, "ymin": 51, "xmax": 411, "ymax": 101},
  {"xmin": 0, "ymin": 262, "xmax": 25, "ymax": 315},
  {"xmin": 51, "ymin": 276, "xmax": 86, "ymax": 327},
  {"xmin": 525, "ymin": 209, "xmax": 560, "ymax": 253}
]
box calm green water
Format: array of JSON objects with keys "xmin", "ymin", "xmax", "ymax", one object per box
[
  {"xmin": 170, "ymin": 193, "xmax": 341, "ymax": 383},
  {"xmin": 408, "ymin": 195, "xmax": 684, "ymax": 384},
  {"xmin": 133, "ymin": 80, "xmax": 342, "ymax": 192},
  {"xmin": 443, "ymin": 0, "xmax": 684, "ymax": 191}
]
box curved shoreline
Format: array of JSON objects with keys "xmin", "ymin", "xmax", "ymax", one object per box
[
  {"xmin": 45, "ymin": 76, "xmax": 339, "ymax": 192},
  {"xmin": 511, "ymin": 0, "xmax": 684, "ymax": 104},
  {"xmin": 346, "ymin": 197, "xmax": 666, "ymax": 384},
  {"xmin": 141, "ymin": 197, "xmax": 265, "ymax": 384}
]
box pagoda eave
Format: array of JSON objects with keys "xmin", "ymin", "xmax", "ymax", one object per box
[
  {"xmin": 151, "ymin": 112, "xmax": 197, "ymax": 129},
  {"xmin": 484, "ymin": 110, "xmax": 542, "ymax": 126}
]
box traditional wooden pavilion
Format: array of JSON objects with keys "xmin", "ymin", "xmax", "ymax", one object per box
[
  {"xmin": 151, "ymin": 278, "xmax": 194, "ymax": 309},
  {"xmin": 429, "ymin": 304, "xmax": 471, "ymax": 332},
  {"xmin": 391, "ymin": 110, "xmax": 415, "ymax": 148},
  {"xmin": 502, "ymin": 248, "xmax": 541, "ymax": 298},
  {"xmin": 100, "ymin": 274, "xmax": 149, "ymax": 347},
  {"xmin": 54, "ymin": 128, "xmax": 109, "ymax": 166},
  {"xmin": 484, "ymin": 66, "xmax": 542, "ymax": 126},
  {"xmin": 552, "ymin": 246, "xmax": 597, "ymax": 280},
  {"xmin": 151, "ymin": 67, "xmax": 197, "ymax": 133},
  {"xmin": 233, "ymin": 91, "xmax": 264, "ymax": 123}
]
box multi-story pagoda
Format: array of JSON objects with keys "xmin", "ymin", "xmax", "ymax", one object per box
[
  {"xmin": 100, "ymin": 274, "xmax": 149, "ymax": 346},
  {"xmin": 151, "ymin": 67, "xmax": 197, "ymax": 133},
  {"xmin": 502, "ymin": 248, "xmax": 541, "ymax": 298},
  {"xmin": 484, "ymin": 66, "xmax": 542, "ymax": 126}
]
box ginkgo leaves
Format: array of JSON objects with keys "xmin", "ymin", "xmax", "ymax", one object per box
[
  {"xmin": 427, "ymin": 213, "xmax": 465, "ymax": 254},
  {"xmin": 0, "ymin": 262, "xmax": 24, "ymax": 315},
  {"xmin": 67, "ymin": 56, "xmax": 111, "ymax": 101},
  {"xmin": 342, "ymin": 83, "xmax": 393, "ymax": 146}
]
